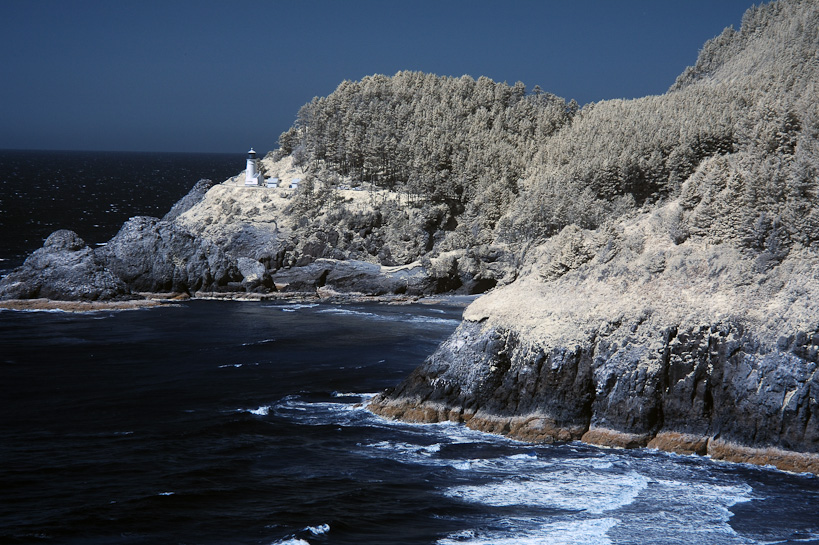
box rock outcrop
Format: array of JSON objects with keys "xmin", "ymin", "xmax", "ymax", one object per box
[
  {"xmin": 371, "ymin": 316, "xmax": 819, "ymax": 473},
  {"xmin": 0, "ymin": 180, "xmax": 246, "ymax": 300},
  {"xmin": 0, "ymin": 230, "xmax": 129, "ymax": 301},
  {"xmin": 97, "ymin": 216, "xmax": 240, "ymax": 294},
  {"xmin": 162, "ymin": 178, "xmax": 217, "ymax": 222},
  {"xmin": 371, "ymin": 203, "xmax": 819, "ymax": 473}
]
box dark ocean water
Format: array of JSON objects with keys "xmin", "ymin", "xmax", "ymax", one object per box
[
  {"xmin": 0, "ymin": 150, "xmax": 240, "ymax": 270},
  {"xmin": 1, "ymin": 151, "xmax": 819, "ymax": 545}
]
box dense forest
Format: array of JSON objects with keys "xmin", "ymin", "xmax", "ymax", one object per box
[
  {"xmin": 269, "ymin": 0, "xmax": 817, "ymax": 280},
  {"xmin": 275, "ymin": 71, "xmax": 573, "ymax": 236},
  {"xmin": 509, "ymin": 0, "xmax": 819, "ymax": 251}
]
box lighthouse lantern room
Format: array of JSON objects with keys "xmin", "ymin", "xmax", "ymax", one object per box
[{"xmin": 245, "ymin": 148, "xmax": 263, "ymax": 186}]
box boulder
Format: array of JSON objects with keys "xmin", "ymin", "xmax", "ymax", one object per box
[
  {"xmin": 270, "ymin": 258, "xmax": 436, "ymax": 295},
  {"xmin": 237, "ymin": 256, "xmax": 274, "ymax": 292},
  {"xmin": 0, "ymin": 230, "xmax": 130, "ymax": 301},
  {"xmin": 270, "ymin": 261, "xmax": 334, "ymax": 292},
  {"xmin": 162, "ymin": 178, "xmax": 216, "ymax": 222},
  {"xmin": 97, "ymin": 216, "xmax": 240, "ymax": 293},
  {"xmin": 237, "ymin": 257, "xmax": 265, "ymax": 282}
]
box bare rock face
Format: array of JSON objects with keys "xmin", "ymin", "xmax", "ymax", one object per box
[
  {"xmin": 370, "ymin": 317, "xmax": 819, "ymax": 473},
  {"xmin": 97, "ymin": 216, "xmax": 240, "ymax": 294},
  {"xmin": 370, "ymin": 321, "xmax": 593, "ymax": 441},
  {"xmin": 162, "ymin": 178, "xmax": 216, "ymax": 222},
  {"xmin": 0, "ymin": 230, "xmax": 129, "ymax": 301},
  {"xmin": 271, "ymin": 258, "xmax": 435, "ymax": 295}
]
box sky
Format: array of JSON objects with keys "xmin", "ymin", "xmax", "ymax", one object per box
[{"xmin": 1, "ymin": 0, "xmax": 759, "ymax": 154}]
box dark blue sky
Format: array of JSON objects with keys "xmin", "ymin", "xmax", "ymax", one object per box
[{"xmin": 1, "ymin": 0, "xmax": 757, "ymax": 154}]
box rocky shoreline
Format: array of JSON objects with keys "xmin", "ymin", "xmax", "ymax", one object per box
[
  {"xmin": 369, "ymin": 317, "xmax": 819, "ymax": 474},
  {"xmin": 0, "ymin": 174, "xmax": 504, "ymax": 303},
  {"xmin": 0, "ymin": 291, "xmax": 477, "ymax": 312},
  {"xmin": 0, "ymin": 298, "xmax": 165, "ymax": 312},
  {"xmin": 370, "ymin": 393, "xmax": 819, "ymax": 474}
]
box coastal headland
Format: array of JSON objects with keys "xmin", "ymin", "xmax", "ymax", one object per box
[{"xmin": 2, "ymin": 0, "xmax": 817, "ymax": 471}]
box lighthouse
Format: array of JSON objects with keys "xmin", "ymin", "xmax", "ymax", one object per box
[{"xmin": 245, "ymin": 148, "xmax": 263, "ymax": 186}]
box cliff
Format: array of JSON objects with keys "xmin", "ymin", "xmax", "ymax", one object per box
[{"xmin": 370, "ymin": 200, "xmax": 819, "ymax": 472}]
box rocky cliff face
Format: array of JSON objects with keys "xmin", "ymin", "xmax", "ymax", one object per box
[
  {"xmin": 371, "ymin": 199, "xmax": 819, "ymax": 473},
  {"xmin": 370, "ymin": 318, "xmax": 819, "ymax": 473}
]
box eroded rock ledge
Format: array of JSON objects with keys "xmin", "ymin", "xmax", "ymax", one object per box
[{"xmin": 370, "ymin": 319, "xmax": 819, "ymax": 474}]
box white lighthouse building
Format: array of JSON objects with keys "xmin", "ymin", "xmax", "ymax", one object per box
[{"xmin": 244, "ymin": 148, "xmax": 263, "ymax": 186}]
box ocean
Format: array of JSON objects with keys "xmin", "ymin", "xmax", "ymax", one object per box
[
  {"xmin": 0, "ymin": 150, "xmax": 241, "ymax": 271},
  {"xmin": 1, "ymin": 150, "xmax": 818, "ymax": 545}
]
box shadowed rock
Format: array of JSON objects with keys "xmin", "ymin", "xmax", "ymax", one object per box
[
  {"xmin": 0, "ymin": 230, "xmax": 129, "ymax": 301},
  {"xmin": 370, "ymin": 316, "xmax": 819, "ymax": 473},
  {"xmin": 97, "ymin": 216, "xmax": 240, "ymax": 294}
]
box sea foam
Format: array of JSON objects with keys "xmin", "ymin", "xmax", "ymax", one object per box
[
  {"xmin": 241, "ymin": 338, "xmax": 276, "ymax": 346},
  {"xmin": 316, "ymin": 307, "xmax": 459, "ymax": 326},
  {"xmin": 277, "ymin": 303, "xmax": 319, "ymax": 312},
  {"xmin": 307, "ymin": 524, "xmax": 330, "ymax": 535},
  {"xmin": 445, "ymin": 469, "xmax": 649, "ymax": 514},
  {"xmin": 438, "ymin": 517, "xmax": 619, "ymax": 545},
  {"xmin": 268, "ymin": 524, "xmax": 329, "ymax": 545}
]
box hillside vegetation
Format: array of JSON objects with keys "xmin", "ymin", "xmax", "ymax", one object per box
[
  {"xmin": 367, "ymin": 0, "xmax": 819, "ymax": 472},
  {"xmin": 266, "ymin": 0, "xmax": 817, "ymax": 283},
  {"xmin": 270, "ymin": 72, "xmax": 574, "ymax": 273},
  {"xmin": 509, "ymin": 0, "xmax": 818, "ymax": 252}
]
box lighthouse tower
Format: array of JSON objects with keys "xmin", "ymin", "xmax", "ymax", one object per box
[{"xmin": 245, "ymin": 148, "xmax": 263, "ymax": 186}]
